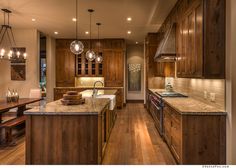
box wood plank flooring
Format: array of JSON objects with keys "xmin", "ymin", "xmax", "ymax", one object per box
[
  {"xmin": 0, "ymin": 103, "xmax": 175, "ymax": 165},
  {"xmin": 102, "ymin": 103, "xmax": 176, "ymax": 164}
]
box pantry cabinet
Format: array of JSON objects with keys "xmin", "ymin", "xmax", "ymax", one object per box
[{"xmin": 103, "ymin": 50, "xmax": 124, "ymax": 87}]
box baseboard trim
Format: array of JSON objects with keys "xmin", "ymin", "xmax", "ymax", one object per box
[{"xmin": 126, "ymin": 100, "xmax": 144, "ymax": 103}]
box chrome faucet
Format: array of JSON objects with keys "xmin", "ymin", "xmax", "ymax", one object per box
[{"xmin": 92, "ymin": 81, "xmax": 104, "ymax": 98}]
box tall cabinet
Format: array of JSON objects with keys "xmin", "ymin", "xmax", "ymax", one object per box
[{"xmin": 56, "ymin": 40, "xmax": 75, "ymax": 87}]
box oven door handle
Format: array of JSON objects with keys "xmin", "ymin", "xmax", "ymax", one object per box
[{"xmin": 151, "ymin": 100, "xmax": 161, "ymax": 111}]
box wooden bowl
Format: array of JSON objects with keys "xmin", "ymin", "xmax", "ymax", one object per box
[
  {"xmin": 66, "ymin": 91, "xmax": 78, "ymax": 95},
  {"xmin": 61, "ymin": 98, "xmax": 85, "ymax": 105},
  {"xmin": 63, "ymin": 94, "xmax": 82, "ymax": 100}
]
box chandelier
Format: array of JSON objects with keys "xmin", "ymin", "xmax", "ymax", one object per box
[
  {"xmin": 70, "ymin": 0, "xmax": 84, "ymax": 55},
  {"xmin": 0, "ymin": 9, "xmax": 27, "ymax": 60}
]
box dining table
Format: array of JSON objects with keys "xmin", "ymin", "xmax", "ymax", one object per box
[{"xmin": 0, "ymin": 98, "xmax": 42, "ymax": 123}]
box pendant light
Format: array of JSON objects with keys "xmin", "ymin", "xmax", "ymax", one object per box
[
  {"xmin": 70, "ymin": 0, "xmax": 84, "ymax": 55},
  {"xmin": 0, "ymin": 9, "xmax": 27, "ymax": 60},
  {"xmin": 95, "ymin": 23, "xmax": 103, "ymax": 63},
  {"xmin": 85, "ymin": 9, "xmax": 96, "ymax": 61}
]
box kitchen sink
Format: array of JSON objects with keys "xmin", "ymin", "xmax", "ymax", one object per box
[{"xmin": 80, "ymin": 90, "xmax": 116, "ymax": 110}]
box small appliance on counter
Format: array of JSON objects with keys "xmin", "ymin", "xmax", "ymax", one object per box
[{"xmin": 165, "ymin": 82, "xmax": 173, "ymax": 92}]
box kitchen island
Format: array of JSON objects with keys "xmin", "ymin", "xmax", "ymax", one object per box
[{"xmin": 24, "ymin": 96, "xmax": 114, "ymax": 165}]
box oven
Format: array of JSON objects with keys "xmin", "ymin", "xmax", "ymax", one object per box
[{"xmin": 149, "ymin": 93, "xmax": 163, "ymax": 136}]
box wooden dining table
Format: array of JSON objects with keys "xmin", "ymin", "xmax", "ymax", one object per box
[{"xmin": 0, "ymin": 98, "xmax": 42, "ymax": 123}]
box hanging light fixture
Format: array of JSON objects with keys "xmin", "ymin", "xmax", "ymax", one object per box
[
  {"xmin": 95, "ymin": 23, "xmax": 103, "ymax": 63},
  {"xmin": 0, "ymin": 9, "xmax": 27, "ymax": 60},
  {"xmin": 70, "ymin": 0, "xmax": 84, "ymax": 55},
  {"xmin": 85, "ymin": 9, "xmax": 96, "ymax": 61}
]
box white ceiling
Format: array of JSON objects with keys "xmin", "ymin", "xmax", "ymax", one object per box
[{"xmin": 0, "ymin": 0, "xmax": 177, "ymax": 44}]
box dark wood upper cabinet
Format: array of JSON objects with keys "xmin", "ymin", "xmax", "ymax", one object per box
[
  {"xmin": 158, "ymin": 0, "xmax": 225, "ymax": 79},
  {"xmin": 176, "ymin": 0, "xmax": 225, "ymax": 79}
]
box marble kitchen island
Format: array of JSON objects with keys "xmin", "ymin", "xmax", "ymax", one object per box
[{"xmin": 24, "ymin": 96, "xmax": 115, "ymax": 165}]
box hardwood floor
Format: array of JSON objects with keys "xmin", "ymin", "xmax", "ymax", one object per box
[
  {"xmin": 102, "ymin": 103, "xmax": 176, "ymax": 164},
  {"xmin": 0, "ymin": 103, "xmax": 175, "ymax": 165}
]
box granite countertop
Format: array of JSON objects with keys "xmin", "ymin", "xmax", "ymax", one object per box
[
  {"xmin": 148, "ymin": 88, "xmax": 226, "ymax": 115},
  {"xmin": 55, "ymin": 86, "xmax": 123, "ymax": 89},
  {"xmin": 80, "ymin": 89, "xmax": 117, "ymax": 97},
  {"xmin": 24, "ymin": 98, "xmax": 110, "ymax": 115}
]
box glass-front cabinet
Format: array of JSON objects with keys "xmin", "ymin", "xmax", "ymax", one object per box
[{"xmin": 76, "ymin": 53, "xmax": 103, "ymax": 77}]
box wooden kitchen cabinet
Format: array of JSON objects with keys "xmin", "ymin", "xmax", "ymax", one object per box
[
  {"xmin": 76, "ymin": 51, "xmax": 103, "ymax": 77},
  {"xmin": 155, "ymin": 62, "xmax": 175, "ymax": 77},
  {"xmin": 56, "ymin": 39, "xmax": 125, "ymax": 87},
  {"xmin": 103, "ymin": 50, "xmax": 124, "ymax": 87},
  {"xmin": 56, "ymin": 40, "xmax": 75, "ymax": 87},
  {"xmin": 163, "ymin": 103, "xmax": 226, "ymax": 164},
  {"xmin": 163, "ymin": 104, "xmax": 182, "ymax": 161},
  {"xmin": 176, "ymin": 0, "xmax": 225, "ymax": 78}
]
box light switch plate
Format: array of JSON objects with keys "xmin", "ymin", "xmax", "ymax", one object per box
[{"xmin": 210, "ymin": 93, "xmax": 216, "ymax": 102}]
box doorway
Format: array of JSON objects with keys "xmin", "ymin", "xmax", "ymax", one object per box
[{"xmin": 39, "ymin": 34, "xmax": 46, "ymax": 98}]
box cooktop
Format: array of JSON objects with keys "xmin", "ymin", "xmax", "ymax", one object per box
[{"xmin": 155, "ymin": 91, "xmax": 188, "ymax": 98}]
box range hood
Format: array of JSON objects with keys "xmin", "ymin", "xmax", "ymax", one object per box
[{"xmin": 154, "ymin": 23, "xmax": 176, "ymax": 62}]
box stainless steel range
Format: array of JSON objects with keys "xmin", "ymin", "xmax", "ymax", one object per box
[{"xmin": 149, "ymin": 91, "xmax": 187, "ymax": 136}]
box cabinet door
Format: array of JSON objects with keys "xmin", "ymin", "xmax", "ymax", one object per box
[
  {"xmin": 76, "ymin": 52, "xmax": 103, "ymax": 77},
  {"xmin": 177, "ymin": 0, "xmax": 203, "ymax": 78},
  {"xmin": 194, "ymin": 2, "xmax": 203, "ymax": 77},
  {"xmin": 163, "ymin": 106, "xmax": 172, "ymax": 146},
  {"xmin": 176, "ymin": 20, "xmax": 182, "ymax": 76},
  {"xmin": 170, "ymin": 110, "xmax": 181, "ymax": 162},
  {"xmin": 56, "ymin": 49, "xmax": 75, "ymax": 87},
  {"xmin": 103, "ymin": 50, "xmax": 124, "ymax": 87}
]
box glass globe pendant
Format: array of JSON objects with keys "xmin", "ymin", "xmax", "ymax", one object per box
[
  {"xmin": 86, "ymin": 50, "xmax": 96, "ymax": 61},
  {"xmin": 95, "ymin": 23, "xmax": 103, "ymax": 63},
  {"xmin": 70, "ymin": 40, "xmax": 84, "ymax": 55},
  {"xmin": 86, "ymin": 9, "xmax": 95, "ymax": 61},
  {"xmin": 70, "ymin": 0, "xmax": 84, "ymax": 55},
  {"xmin": 95, "ymin": 53, "xmax": 103, "ymax": 63}
]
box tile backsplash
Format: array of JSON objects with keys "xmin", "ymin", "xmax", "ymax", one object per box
[
  {"xmin": 149, "ymin": 77, "xmax": 225, "ymax": 111},
  {"xmin": 75, "ymin": 77, "xmax": 104, "ymax": 87},
  {"xmin": 172, "ymin": 78, "xmax": 225, "ymax": 111}
]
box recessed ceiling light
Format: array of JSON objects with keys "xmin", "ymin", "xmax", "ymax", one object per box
[
  {"xmin": 31, "ymin": 18, "xmax": 36, "ymax": 22},
  {"xmin": 136, "ymin": 42, "xmax": 139, "ymax": 44},
  {"xmin": 127, "ymin": 31, "xmax": 132, "ymax": 34},
  {"xmin": 72, "ymin": 18, "xmax": 77, "ymax": 22},
  {"xmin": 85, "ymin": 31, "xmax": 89, "ymax": 35},
  {"xmin": 127, "ymin": 17, "xmax": 132, "ymax": 21},
  {"xmin": 54, "ymin": 31, "xmax": 58, "ymax": 35}
]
